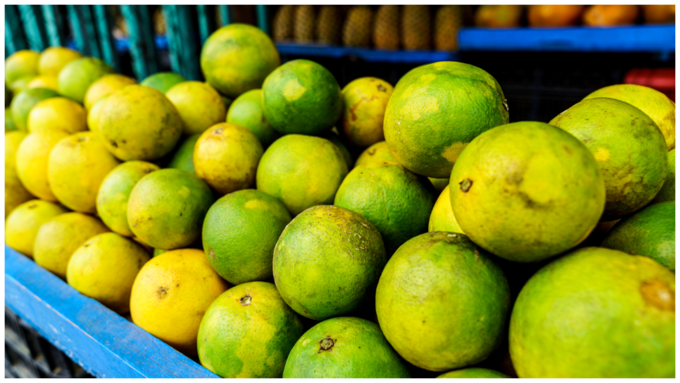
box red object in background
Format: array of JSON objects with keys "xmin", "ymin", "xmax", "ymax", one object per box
[{"xmin": 624, "ymin": 68, "xmax": 675, "ymax": 102}]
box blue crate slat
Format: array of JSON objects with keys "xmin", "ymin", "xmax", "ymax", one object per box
[
  {"xmin": 163, "ymin": 5, "xmax": 202, "ymax": 81},
  {"xmin": 93, "ymin": 5, "xmax": 121, "ymax": 73},
  {"xmin": 121, "ymin": 5, "xmax": 158, "ymax": 80},
  {"xmin": 17, "ymin": 5, "xmax": 48, "ymax": 52},
  {"xmin": 41, "ymin": 5, "xmax": 67, "ymax": 47},
  {"xmin": 4, "ymin": 246, "xmax": 219, "ymax": 378},
  {"xmin": 275, "ymin": 43, "xmax": 460, "ymax": 64},
  {"xmin": 256, "ymin": 5, "xmax": 270, "ymax": 36},
  {"xmin": 458, "ymin": 25, "xmax": 676, "ymax": 52},
  {"xmin": 5, "ymin": 5, "xmax": 29, "ymax": 56}
]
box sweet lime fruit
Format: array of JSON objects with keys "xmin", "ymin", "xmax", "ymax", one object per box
[
  {"xmin": 5, "ymin": 200, "xmax": 67, "ymax": 257},
  {"xmin": 283, "ymin": 317, "xmax": 410, "ymax": 378},
  {"xmin": 10, "ymin": 87, "xmax": 60, "ymax": 131},
  {"xmin": 602, "ymin": 201, "xmax": 675, "ymax": 271},
  {"xmin": 323, "ymin": 130, "xmax": 354, "ymax": 170},
  {"xmin": 168, "ymin": 134, "xmax": 200, "ymax": 173},
  {"xmin": 652, "ymin": 149, "xmax": 675, "ymax": 203},
  {"xmin": 257, "ymin": 135, "xmax": 348, "ymax": 215},
  {"xmin": 437, "ymin": 368, "xmax": 510, "ymax": 379},
  {"xmin": 384, "ymin": 61, "xmax": 509, "ymax": 178},
  {"xmin": 128, "ymin": 169, "xmax": 215, "ymax": 250},
  {"xmin": 87, "ymin": 96, "xmax": 107, "ymax": 134},
  {"xmin": 509, "ymin": 247, "xmax": 674, "ymax": 378},
  {"xmin": 450, "ymin": 121, "xmax": 605, "ymax": 262},
  {"xmin": 202, "ymin": 189, "xmax": 291, "ymax": 285},
  {"xmin": 340, "ymin": 77, "xmax": 394, "ymax": 147},
  {"xmin": 166, "ymin": 81, "xmax": 226, "ymax": 135},
  {"xmin": 376, "ymin": 232, "xmax": 511, "ymax": 372},
  {"xmin": 226, "ymin": 89, "xmax": 280, "ymax": 148},
  {"xmin": 550, "ymin": 97, "xmax": 667, "ymax": 220},
  {"xmin": 130, "ymin": 249, "xmax": 229, "ymax": 355},
  {"xmin": 98, "ymin": 85, "xmax": 183, "ymax": 161},
  {"xmin": 355, "ymin": 141, "xmax": 397, "ymax": 167},
  {"xmin": 262, "ymin": 59, "xmax": 343, "ymax": 135},
  {"xmin": 197, "ymin": 282, "xmax": 304, "ymax": 378},
  {"xmin": 26, "ymin": 75, "xmax": 59, "ymax": 92},
  {"xmin": 5, "ymin": 131, "xmax": 33, "ymax": 218},
  {"xmin": 5, "ymin": 50, "xmax": 40, "ymax": 84},
  {"xmin": 96, "ymin": 161, "xmax": 160, "ymax": 236},
  {"xmin": 273, "ymin": 205, "xmax": 386, "ymax": 320},
  {"xmin": 38, "ymin": 47, "xmax": 82, "ymax": 76},
  {"xmin": 201, "ymin": 23, "xmax": 280, "ymax": 98},
  {"xmin": 194, "ymin": 123, "xmax": 263, "ymax": 195},
  {"xmin": 428, "ymin": 186, "xmax": 464, "ymax": 234},
  {"xmin": 27, "ymin": 97, "xmax": 87, "ymax": 134},
  {"xmin": 83, "ymin": 74, "xmax": 136, "ymax": 110},
  {"xmin": 57, "ymin": 57, "xmax": 115, "ymax": 103},
  {"xmin": 140, "ymin": 72, "xmax": 187, "ymax": 93},
  {"xmin": 335, "ymin": 161, "xmax": 436, "ymax": 254},
  {"xmin": 16, "ymin": 130, "xmax": 69, "ymax": 201}
]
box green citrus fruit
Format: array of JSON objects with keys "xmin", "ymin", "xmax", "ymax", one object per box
[
  {"xmin": 602, "ymin": 201, "xmax": 675, "ymax": 271},
  {"xmin": 550, "ymin": 97, "xmax": 667, "ymax": 219},
  {"xmin": 5, "ymin": 200, "xmax": 67, "ymax": 257},
  {"xmin": 283, "ymin": 317, "xmax": 410, "ymax": 378},
  {"xmin": 194, "ymin": 123, "xmax": 263, "ymax": 195},
  {"xmin": 128, "ymin": 169, "xmax": 215, "ymax": 250},
  {"xmin": 27, "ymin": 97, "xmax": 87, "ymax": 134},
  {"xmin": 428, "ymin": 186, "xmax": 464, "ymax": 234},
  {"xmin": 376, "ymin": 232, "xmax": 511, "ymax": 371},
  {"xmin": 96, "ymin": 161, "xmax": 160, "ymax": 236},
  {"xmin": 201, "ymin": 23, "xmax": 280, "ymax": 98},
  {"xmin": 83, "ymin": 74, "xmax": 136, "ymax": 110},
  {"xmin": 323, "ymin": 130, "xmax": 355, "ymax": 170},
  {"xmin": 10, "ymin": 87, "xmax": 60, "ymax": 131},
  {"xmin": 262, "ymin": 59, "xmax": 343, "ymax": 135},
  {"xmin": 168, "ymin": 134, "xmax": 200, "ymax": 173},
  {"xmin": 257, "ymin": 135, "xmax": 348, "ymax": 215},
  {"xmin": 652, "ymin": 149, "xmax": 675, "ymax": 203},
  {"xmin": 57, "ymin": 57, "xmax": 115, "ymax": 103},
  {"xmin": 16, "ymin": 130, "xmax": 69, "ymax": 201},
  {"xmin": 5, "ymin": 108, "xmax": 17, "ymax": 132},
  {"xmin": 6, "ymin": 50, "xmax": 40, "ymax": 84},
  {"xmin": 99, "ymin": 85, "xmax": 183, "ymax": 161},
  {"xmin": 33, "ymin": 213, "xmax": 109, "ymax": 278},
  {"xmin": 197, "ymin": 282, "xmax": 304, "ymax": 378},
  {"xmin": 335, "ymin": 161, "xmax": 436, "ymax": 254},
  {"xmin": 226, "ymin": 89, "xmax": 280, "ymax": 148},
  {"xmin": 355, "ymin": 141, "xmax": 397, "ymax": 167},
  {"xmin": 450, "ymin": 121, "xmax": 605, "ymax": 262},
  {"xmin": 9, "ymin": 75, "xmax": 34, "ymax": 95},
  {"xmin": 5, "ymin": 131, "xmax": 33, "ymax": 218},
  {"xmin": 140, "ymin": 72, "xmax": 187, "ymax": 93},
  {"xmin": 509, "ymin": 247, "xmax": 674, "ymax": 378},
  {"xmin": 38, "ymin": 47, "xmax": 82, "ymax": 76},
  {"xmin": 273, "ymin": 205, "xmax": 386, "ymax": 320},
  {"xmin": 384, "ymin": 61, "xmax": 509, "ymax": 178},
  {"xmin": 166, "ymin": 81, "xmax": 226, "ymax": 135},
  {"xmin": 437, "ymin": 368, "xmax": 509, "ymax": 379},
  {"xmin": 340, "ymin": 77, "xmax": 394, "ymax": 147}
]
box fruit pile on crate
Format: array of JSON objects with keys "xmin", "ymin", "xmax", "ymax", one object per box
[{"xmin": 4, "ymin": 20, "xmax": 675, "ymax": 379}]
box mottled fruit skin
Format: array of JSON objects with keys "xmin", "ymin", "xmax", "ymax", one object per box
[
  {"xmin": 96, "ymin": 161, "xmax": 160, "ymax": 236},
  {"xmin": 283, "ymin": 317, "xmax": 410, "ymax": 378},
  {"xmin": 48, "ymin": 132, "xmax": 121, "ymax": 213},
  {"xmin": 437, "ymin": 368, "xmax": 510, "ymax": 379},
  {"xmin": 510, "ymin": 247, "xmax": 675, "ymax": 378},
  {"xmin": 550, "ymin": 98, "xmax": 667, "ymax": 220},
  {"xmin": 34, "ymin": 213, "xmax": 110, "ymax": 278},
  {"xmin": 98, "ymin": 85, "xmax": 183, "ymax": 161},
  {"xmin": 140, "ymin": 72, "xmax": 187, "ymax": 93},
  {"xmin": 194, "ymin": 123, "xmax": 264, "ymax": 195},
  {"xmin": 168, "ymin": 134, "xmax": 200, "ymax": 173},
  {"xmin": 5, "ymin": 200, "xmax": 67, "ymax": 257},
  {"xmin": 376, "ymin": 232, "xmax": 511, "ymax": 372},
  {"xmin": 273, "ymin": 205, "xmax": 386, "ymax": 320},
  {"xmin": 257, "ymin": 135, "xmax": 348, "ymax": 215},
  {"xmin": 130, "ymin": 249, "xmax": 229, "ymax": 356},
  {"xmin": 450, "ymin": 122, "xmax": 606, "ymax": 262},
  {"xmin": 67, "ymin": 233, "xmax": 150, "ymax": 314},
  {"xmin": 226, "ymin": 89, "xmax": 281, "ymax": 148},
  {"xmin": 83, "ymin": 74, "xmax": 137, "ymax": 110},
  {"xmin": 38, "ymin": 47, "xmax": 82, "ymax": 77},
  {"xmin": 10, "ymin": 88, "xmax": 60, "ymax": 131},
  {"xmin": 602, "ymin": 201, "xmax": 675, "ymax": 271},
  {"xmin": 262, "ymin": 59, "xmax": 343, "ymax": 135},
  {"xmin": 384, "ymin": 61, "xmax": 509, "ymax": 178},
  {"xmin": 334, "ymin": 162, "xmax": 436, "ymax": 254},
  {"xmin": 203, "ymin": 190, "xmax": 291, "ymax": 285},
  {"xmin": 166, "ymin": 81, "xmax": 226, "ymax": 135},
  {"xmin": 57, "ymin": 57, "xmax": 115, "ymax": 103},
  {"xmin": 16, "ymin": 130, "xmax": 69, "ymax": 201},
  {"xmin": 428, "ymin": 186, "xmax": 464, "ymax": 234},
  {"xmin": 652, "ymin": 149, "xmax": 675, "ymax": 203},
  {"xmin": 27, "ymin": 97, "xmax": 87, "ymax": 134},
  {"xmin": 201, "ymin": 23, "xmax": 280, "ymax": 98},
  {"xmin": 127, "ymin": 169, "xmax": 215, "ymax": 250},
  {"xmin": 197, "ymin": 282, "xmax": 304, "ymax": 378},
  {"xmin": 341, "ymin": 77, "xmax": 394, "ymax": 148},
  {"xmin": 355, "ymin": 141, "xmax": 397, "ymax": 167},
  {"xmin": 5, "ymin": 131, "xmax": 33, "ymax": 218}
]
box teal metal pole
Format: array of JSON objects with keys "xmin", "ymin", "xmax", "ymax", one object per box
[
  {"xmin": 5, "ymin": 5, "xmax": 29, "ymax": 56},
  {"xmin": 120, "ymin": 5, "xmax": 158, "ymax": 80},
  {"xmin": 41, "ymin": 5, "xmax": 66, "ymax": 47},
  {"xmin": 93, "ymin": 5, "xmax": 121, "ymax": 72},
  {"xmin": 196, "ymin": 5, "xmax": 216, "ymax": 45},
  {"xmin": 67, "ymin": 5, "xmax": 88, "ymax": 55},
  {"xmin": 17, "ymin": 4, "xmax": 47, "ymax": 51},
  {"xmin": 218, "ymin": 5, "xmax": 232, "ymax": 27},
  {"xmin": 78, "ymin": 5, "xmax": 102, "ymax": 59},
  {"xmin": 256, "ymin": 5, "xmax": 270, "ymax": 35},
  {"xmin": 163, "ymin": 5, "xmax": 201, "ymax": 81}
]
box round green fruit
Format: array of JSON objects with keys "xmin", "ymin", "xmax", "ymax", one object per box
[
  {"xmin": 140, "ymin": 72, "xmax": 187, "ymax": 93},
  {"xmin": 652, "ymin": 148, "xmax": 675, "ymax": 204},
  {"xmin": 10, "ymin": 88, "xmax": 60, "ymax": 131},
  {"xmin": 167, "ymin": 134, "xmax": 200, "ymax": 173},
  {"xmin": 226, "ymin": 89, "xmax": 280, "ymax": 148},
  {"xmin": 57, "ymin": 57, "xmax": 115, "ymax": 103}
]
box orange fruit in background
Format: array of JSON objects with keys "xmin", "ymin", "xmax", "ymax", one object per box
[
  {"xmin": 475, "ymin": 5, "xmax": 523, "ymax": 28},
  {"xmin": 583, "ymin": 5, "xmax": 640, "ymax": 27},
  {"xmin": 642, "ymin": 5, "xmax": 675, "ymax": 24},
  {"xmin": 528, "ymin": 5, "xmax": 585, "ymax": 27}
]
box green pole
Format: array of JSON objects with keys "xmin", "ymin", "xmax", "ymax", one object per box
[
  {"xmin": 5, "ymin": 5, "xmax": 29, "ymax": 56},
  {"xmin": 256, "ymin": 5, "xmax": 270, "ymax": 35},
  {"xmin": 67, "ymin": 5, "xmax": 88, "ymax": 55},
  {"xmin": 78, "ymin": 5, "xmax": 102, "ymax": 59},
  {"xmin": 218, "ymin": 5, "xmax": 232, "ymax": 27},
  {"xmin": 163, "ymin": 5, "xmax": 201, "ymax": 81},
  {"xmin": 41, "ymin": 5, "xmax": 66, "ymax": 47},
  {"xmin": 120, "ymin": 5, "xmax": 158, "ymax": 80},
  {"xmin": 17, "ymin": 5, "xmax": 47, "ymax": 51},
  {"xmin": 93, "ymin": 5, "xmax": 121, "ymax": 72},
  {"xmin": 196, "ymin": 5, "xmax": 216, "ymax": 45}
]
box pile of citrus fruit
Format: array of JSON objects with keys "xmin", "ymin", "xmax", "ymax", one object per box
[{"xmin": 5, "ymin": 23, "xmax": 675, "ymax": 379}]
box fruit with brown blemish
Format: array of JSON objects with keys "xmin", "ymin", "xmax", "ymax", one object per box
[{"xmin": 340, "ymin": 77, "xmax": 394, "ymax": 148}]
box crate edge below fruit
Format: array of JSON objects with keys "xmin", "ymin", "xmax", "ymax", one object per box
[{"xmin": 4, "ymin": 245, "xmax": 219, "ymax": 379}]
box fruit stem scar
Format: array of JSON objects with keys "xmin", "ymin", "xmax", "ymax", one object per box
[
  {"xmin": 640, "ymin": 280, "xmax": 675, "ymax": 311},
  {"xmin": 240, "ymin": 294, "xmax": 252, "ymax": 306},
  {"xmin": 460, "ymin": 179, "xmax": 473, "ymax": 192},
  {"xmin": 319, "ymin": 337, "xmax": 335, "ymax": 352}
]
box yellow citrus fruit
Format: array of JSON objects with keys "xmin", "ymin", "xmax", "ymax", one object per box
[
  {"xmin": 26, "ymin": 75, "xmax": 59, "ymax": 91},
  {"xmin": 67, "ymin": 232, "xmax": 150, "ymax": 313},
  {"xmin": 130, "ymin": 249, "xmax": 229, "ymax": 355},
  {"xmin": 355, "ymin": 141, "xmax": 397, "ymax": 167},
  {"xmin": 6, "ymin": 50, "xmax": 40, "ymax": 84},
  {"xmin": 429, "ymin": 185, "xmax": 464, "ymax": 234},
  {"xmin": 83, "ymin": 74, "xmax": 136, "ymax": 110},
  {"xmin": 48, "ymin": 131, "xmax": 120, "ymax": 213},
  {"xmin": 38, "ymin": 47, "xmax": 83, "ymax": 76},
  {"xmin": 34, "ymin": 213, "xmax": 110, "ymax": 278},
  {"xmin": 87, "ymin": 96, "xmax": 108, "ymax": 134},
  {"xmin": 9, "ymin": 75, "xmax": 34, "ymax": 95},
  {"xmin": 57, "ymin": 57, "xmax": 115, "ymax": 103},
  {"xmin": 5, "ymin": 131, "xmax": 33, "ymax": 218},
  {"xmin": 166, "ymin": 81, "xmax": 226, "ymax": 135},
  {"xmin": 194, "ymin": 123, "xmax": 264, "ymax": 195},
  {"xmin": 10, "ymin": 87, "xmax": 60, "ymax": 131},
  {"xmin": 341, "ymin": 77, "xmax": 393, "ymax": 147},
  {"xmin": 16, "ymin": 130, "xmax": 69, "ymax": 201},
  {"xmin": 27, "ymin": 97, "xmax": 87, "ymax": 134},
  {"xmin": 5, "ymin": 199, "xmax": 67, "ymax": 257}
]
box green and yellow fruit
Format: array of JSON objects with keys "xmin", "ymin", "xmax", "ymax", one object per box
[
  {"xmin": 38, "ymin": 47, "xmax": 82, "ymax": 77},
  {"xmin": 340, "ymin": 77, "xmax": 393, "ymax": 148},
  {"xmin": 166, "ymin": 81, "xmax": 226, "ymax": 135},
  {"xmin": 83, "ymin": 74, "xmax": 136, "ymax": 110},
  {"xmin": 16, "ymin": 130, "xmax": 69, "ymax": 201},
  {"xmin": 428, "ymin": 186, "xmax": 464, "ymax": 234},
  {"xmin": 226, "ymin": 89, "xmax": 280, "ymax": 148},
  {"xmin": 140, "ymin": 72, "xmax": 187, "ymax": 94},
  {"xmin": 6, "ymin": 50, "xmax": 40, "ymax": 84},
  {"xmin": 5, "ymin": 200, "xmax": 67, "ymax": 257},
  {"xmin": 5, "ymin": 131, "xmax": 33, "ymax": 218},
  {"xmin": 10, "ymin": 87, "xmax": 60, "ymax": 131},
  {"xmin": 27, "ymin": 97, "xmax": 87, "ymax": 134},
  {"xmin": 355, "ymin": 141, "xmax": 397, "ymax": 167},
  {"xmin": 57, "ymin": 57, "xmax": 115, "ymax": 103}
]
